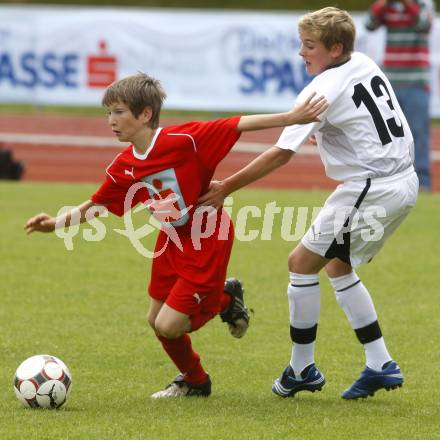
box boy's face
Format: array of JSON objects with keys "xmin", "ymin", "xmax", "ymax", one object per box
[
  {"xmin": 106, "ymin": 101, "xmax": 150, "ymax": 143},
  {"xmin": 299, "ymin": 30, "xmax": 342, "ymax": 76}
]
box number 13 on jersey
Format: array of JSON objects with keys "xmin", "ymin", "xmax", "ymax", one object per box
[{"xmin": 352, "ymin": 75, "xmax": 404, "ymax": 146}]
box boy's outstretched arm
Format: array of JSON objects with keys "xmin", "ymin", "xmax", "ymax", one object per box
[
  {"xmin": 237, "ymin": 92, "xmax": 327, "ymax": 132},
  {"xmin": 25, "ymin": 200, "xmax": 106, "ymax": 234},
  {"xmin": 199, "ymin": 93, "xmax": 326, "ymax": 208},
  {"xmin": 198, "ymin": 147, "xmax": 294, "ymax": 210}
]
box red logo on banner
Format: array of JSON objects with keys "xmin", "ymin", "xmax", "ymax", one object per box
[{"xmin": 87, "ymin": 40, "xmax": 117, "ymax": 88}]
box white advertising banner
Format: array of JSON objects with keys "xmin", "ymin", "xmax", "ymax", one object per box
[{"xmin": 0, "ymin": 5, "xmax": 439, "ymax": 115}]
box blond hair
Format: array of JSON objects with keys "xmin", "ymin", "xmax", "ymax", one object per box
[
  {"xmin": 298, "ymin": 7, "xmax": 356, "ymax": 55},
  {"xmin": 102, "ymin": 73, "xmax": 166, "ymax": 129}
]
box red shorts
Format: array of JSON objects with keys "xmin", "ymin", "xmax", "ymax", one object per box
[{"xmin": 148, "ymin": 216, "xmax": 234, "ymax": 319}]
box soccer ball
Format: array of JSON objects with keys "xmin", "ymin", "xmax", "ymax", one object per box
[{"xmin": 13, "ymin": 354, "xmax": 72, "ymax": 409}]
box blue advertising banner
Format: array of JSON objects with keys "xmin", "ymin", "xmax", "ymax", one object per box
[{"xmin": 0, "ymin": 5, "xmax": 439, "ymax": 115}]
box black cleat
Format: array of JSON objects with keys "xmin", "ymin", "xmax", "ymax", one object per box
[
  {"xmin": 151, "ymin": 374, "xmax": 211, "ymax": 398},
  {"xmin": 220, "ymin": 278, "xmax": 250, "ymax": 338}
]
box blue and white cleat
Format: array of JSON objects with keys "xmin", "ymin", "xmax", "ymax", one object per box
[
  {"xmin": 272, "ymin": 364, "xmax": 325, "ymax": 397},
  {"xmin": 342, "ymin": 361, "xmax": 403, "ymax": 400}
]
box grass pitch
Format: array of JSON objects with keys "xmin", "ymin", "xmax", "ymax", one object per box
[{"xmin": 1, "ymin": 182, "xmax": 439, "ymax": 439}]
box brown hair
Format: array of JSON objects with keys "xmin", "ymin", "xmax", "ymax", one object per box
[
  {"xmin": 298, "ymin": 7, "xmax": 356, "ymax": 55},
  {"xmin": 102, "ymin": 73, "xmax": 167, "ymax": 129}
]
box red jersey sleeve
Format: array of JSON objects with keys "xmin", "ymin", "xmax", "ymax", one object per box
[
  {"xmin": 90, "ymin": 153, "xmax": 144, "ymax": 216},
  {"xmin": 91, "ymin": 177, "xmax": 146, "ymax": 217},
  {"xmin": 91, "ymin": 177, "xmax": 127, "ymax": 216},
  {"xmin": 187, "ymin": 116, "xmax": 241, "ymax": 170}
]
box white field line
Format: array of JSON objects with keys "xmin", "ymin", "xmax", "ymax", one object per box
[{"xmin": 1, "ymin": 131, "xmax": 439, "ymax": 161}]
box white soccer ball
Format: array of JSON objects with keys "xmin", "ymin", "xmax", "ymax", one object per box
[{"xmin": 13, "ymin": 354, "xmax": 72, "ymax": 409}]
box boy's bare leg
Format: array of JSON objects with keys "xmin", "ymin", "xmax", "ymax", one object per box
[
  {"xmin": 147, "ymin": 298, "xmax": 164, "ymax": 330},
  {"xmin": 154, "ymin": 304, "xmax": 191, "ymax": 339},
  {"xmin": 148, "ymin": 300, "xmax": 210, "ymax": 398}
]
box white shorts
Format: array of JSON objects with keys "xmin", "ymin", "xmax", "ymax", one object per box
[{"xmin": 302, "ymin": 166, "xmax": 419, "ymax": 267}]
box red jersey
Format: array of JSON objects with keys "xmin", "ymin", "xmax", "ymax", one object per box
[{"xmin": 91, "ymin": 117, "xmax": 241, "ymax": 235}]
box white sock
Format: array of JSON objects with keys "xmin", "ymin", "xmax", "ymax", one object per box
[
  {"xmin": 364, "ymin": 338, "xmax": 392, "ymax": 371},
  {"xmin": 291, "ymin": 342, "xmax": 316, "ymax": 378},
  {"xmin": 330, "ymin": 271, "xmax": 392, "ymax": 371},
  {"xmin": 288, "ymin": 272, "xmax": 320, "ymax": 378}
]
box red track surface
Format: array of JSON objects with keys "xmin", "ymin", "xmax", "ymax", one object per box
[{"xmin": 1, "ymin": 113, "xmax": 439, "ymax": 191}]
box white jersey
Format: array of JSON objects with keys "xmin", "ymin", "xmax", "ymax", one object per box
[{"xmin": 276, "ymin": 52, "xmax": 414, "ymax": 182}]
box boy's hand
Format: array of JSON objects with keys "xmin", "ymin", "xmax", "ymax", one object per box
[
  {"xmin": 287, "ymin": 92, "xmax": 328, "ymax": 125},
  {"xmin": 308, "ymin": 135, "xmax": 317, "ymax": 146},
  {"xmin": 197, "ymin": 181, "xmax": 227, "ymax": 210},
  {"xmin": 24, "ymin": 213, "xmax": 56, "ymax": 234}
]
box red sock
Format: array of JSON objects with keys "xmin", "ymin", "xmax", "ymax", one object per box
[
  {"xmin": 219, "ymin": 291, "xmax": 231, "ymax": 313},
  {"xmin": 157, "ymin": 334, "xmax": 208, "ymax": 384}
]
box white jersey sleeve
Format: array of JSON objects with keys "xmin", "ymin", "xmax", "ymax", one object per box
[{"xmin": 276, "ymin": 52, "xmax": 414, "ymax": 182}]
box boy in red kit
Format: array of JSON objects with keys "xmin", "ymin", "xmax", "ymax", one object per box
[{"xmin": 25, "ymin": 73, "xmax": 327, "ymax": 398}]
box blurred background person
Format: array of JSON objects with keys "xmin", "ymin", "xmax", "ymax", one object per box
[{"xmin": 366, "ymin": 0, "xmax": 435, "ymax": 191}]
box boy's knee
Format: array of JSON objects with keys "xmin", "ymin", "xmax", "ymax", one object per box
[
  {"xmin": 147, "ymin": 315, "xmax": 156, "ymax": 331},
  {"xmin": 288, "ymin": 248, "xmax": 310, "ymax": 273},
  {"xmin": 325, "ymin": 259, "xmax": 353, "ymax": 279},
  {"xmin": 288, "ymin": 244, "xmax": 327, "ymax": 274},
  {"xmin": 288, "ymin": 251, "xmax": 300, "ymax": 272},
  {"xmin": 155, "ymin": 320, "xmax": 185, "ymax": 340}
]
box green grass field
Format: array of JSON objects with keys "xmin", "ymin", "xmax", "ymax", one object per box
[{"xmin": 1, "ymin": 182, "xmax": 439, "ymax": 439}]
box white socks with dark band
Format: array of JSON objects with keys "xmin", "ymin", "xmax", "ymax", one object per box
[
  {"xmin": 329, "ymin": 271, "xmax": 392, "ymax": 371},
  {"xmin": 288, "ymin": 273, "xmax": 320, "ymax": 378},
  {"xmin": 286, "ymin": 270, "xmax": 392, "ymax": 376}
]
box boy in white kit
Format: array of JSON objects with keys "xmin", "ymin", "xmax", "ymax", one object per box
[{"xmin": 198, "ymin": 7, "xmax": 418, "ymax": 399}]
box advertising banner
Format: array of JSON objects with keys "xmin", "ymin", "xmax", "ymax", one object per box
[{"xmin": 0, "ymin": 5, "xmax": 439, "ymax": 115}]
